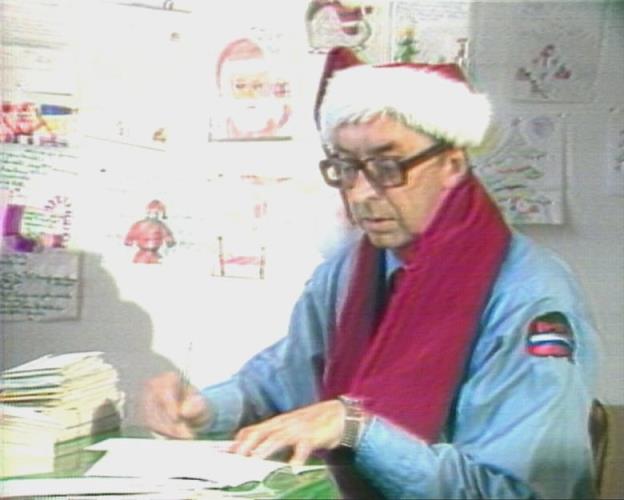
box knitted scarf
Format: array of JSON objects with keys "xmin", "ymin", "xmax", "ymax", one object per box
[{"xmin": 321, "ymin": 174, "xmax": 510, "ymax": 442}]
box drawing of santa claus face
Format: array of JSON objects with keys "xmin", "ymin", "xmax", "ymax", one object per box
[
  {"xmin": 230, "ymin": 67, "xmax": 271, "ymax": 100},
  {"xmin": 216, "ymin": 38, "xmax": 291, "ymax": 139}
]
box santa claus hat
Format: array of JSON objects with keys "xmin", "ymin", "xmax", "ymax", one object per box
[
  {"xmin": 217, "ymin": 38, "xmax": 266, "ymax": 94},
  {"xmin": 316, "ymin": 47, "xmax": 491, "ymax": 148},
  {"xmin": 147, "ymin": 199, "xmax": 167, "ymax": 219}
]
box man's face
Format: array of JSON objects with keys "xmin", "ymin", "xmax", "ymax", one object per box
[{"xmin": 332, "ymin": 115, "xmax": 466, "ymax": 253}]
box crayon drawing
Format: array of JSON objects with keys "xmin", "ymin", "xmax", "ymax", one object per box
[
  {"xmin": 391, "ymin": 1, "xmax": 471, "ymax": 68},
  {"xmin": 507, "ymin": 1, "xmax": 605, "ymax": 102},
  {"xmin": 306, "ymin": 1, "xmax": 374, "ymax": 53},
  {"xmin": 1, "ymin": 101, "xmax": 77, "ymax": 147},
  {"xmin": 124, "ymin": 199, "xmax": 176, "ymax": 264},
  {"xmin": 211, "ymin": 38, "xmax": 292, "ymax": 141},
  {"xmin": 473, "ymin": 114, "xmax": 564, "ymax": 225}
]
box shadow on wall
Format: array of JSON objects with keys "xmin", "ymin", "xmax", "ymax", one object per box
[{"xmin": 1, "ymin": 251, "xmax": 177, "ymax": 428}]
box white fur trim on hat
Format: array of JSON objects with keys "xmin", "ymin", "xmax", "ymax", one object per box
[{"xmin": 318, "ymin": 65, "xmax": 491, "ymax": 148}]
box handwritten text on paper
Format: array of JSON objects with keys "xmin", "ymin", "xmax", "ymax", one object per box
[{"xmin": 0, "ymin": 251, "xmax": 80, "ymax": 321}]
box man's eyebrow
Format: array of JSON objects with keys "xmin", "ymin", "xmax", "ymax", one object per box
[{"xmin": 334, "ymin": 142, "xmax": 397, "ymax": 156}]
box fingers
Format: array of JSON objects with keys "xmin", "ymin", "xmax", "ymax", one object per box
[
  {"xmin": 180, "ymin": 391, "xmax": 211, "ymax": 428},
  {"xmin": 141, "ymin": 371, "xmax": 210, "ymax": 439},
  {"xmin": 229, "ymin": 400, "xmax": 345, "ymax": 464},
  {"xmin": 232, "ymin": 425, "xmax": 299, "ymax": 461},
  {"xmin": 230, "ymin": 423, "xmax": 274, "ymax": 456},
  {"xmin": 290, "ymin": 441, "xmax": 313, "ymax": 466},
  {"xmin": 140, "ymin": 372, "xmax": 175, "ymax": 434}
]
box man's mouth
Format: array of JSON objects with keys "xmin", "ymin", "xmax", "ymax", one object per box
[{"xmin": 359, "ymin": 217, "xmax": 396, "ymax": 232}]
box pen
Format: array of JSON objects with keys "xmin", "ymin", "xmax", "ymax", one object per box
[{"xmin": 178, "ymin": 340, "xmax": 193, "ymax": 404}]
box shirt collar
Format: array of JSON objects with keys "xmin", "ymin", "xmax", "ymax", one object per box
[{"xmin": 384, "ymin": 249, "xmax": 404, "ymax": 281}]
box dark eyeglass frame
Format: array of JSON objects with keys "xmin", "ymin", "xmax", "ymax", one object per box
[{"xmin": 319, "ymin": 141, "xmax": 453, "ymax": 189}]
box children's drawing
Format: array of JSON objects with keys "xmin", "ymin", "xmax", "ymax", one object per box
[
  {"xmin": 507, "ymin": 2, "xmax": 605, "ymax": 102},
  {"xmin": 124, "ymin": 199, "xmax": 176, "ymax": 264},
  {"xmin": 391, "ymin": 1, "xmax": 471, "ymax": 67},
  {"xmin": 472, "ymin": 114, "xmax": 564, "ymax": 224},
  {"xmin": 305, "ymin": 1, "xmax": 374, "ymax": 53},
  {"xmin": 0, "ymin": 251, "xmax": 80, "ymax": 322},
  {"xmin": 208, "ymin": 174, "xmax": 274, "ymax": 279},
  {"xmin": 211, "ymin": 38, "xmax": 292, "ymax": 141},
  {"xmin": 1, "ymin": 203, "xmax": 39, "ymax": 252},
  {"xmin": 611, "ymin": 124, "xmax": 624, "ymax": 178},
  {"xmin": 606, "ymin": 110, "xmax": 624, "ymax": 197},
  {"xmin": 514, "ymin": 44, "xmax": 572, "ymax": 100},
  {"xmin": 393, "ymin": 26, "xmax": 419, "ymax": 63},
  {"xmin": 1, "ymin": 102, "xmax": 76, "ymax": 147},
  {"xmin": 1, "ymin": 146, "xmax": 79, "ymax": 249},
  {"xmin": 1, "ymin": 196, "xmax": 73, "ymax": 252},
  {"xmin": 215, "ymin": 235, "xmax": 266, "ymax": 280}
]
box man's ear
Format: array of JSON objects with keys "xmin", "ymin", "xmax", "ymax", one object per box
[{"xmin": 441, "ymin": 149, "xmax": 469, "ymax": 189}]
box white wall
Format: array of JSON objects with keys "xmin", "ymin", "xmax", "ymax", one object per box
[
  {"xmin": 2, "ymin": 1, "xmax": 623, "ymax": 430},
  {"xmin": 471, "ymin": 0, "xmax": 624, "ymax": 405}
]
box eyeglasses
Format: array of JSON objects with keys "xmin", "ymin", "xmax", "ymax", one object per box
[{"xmin": 319, "ymin": 141, "xmax": 452, "ymax": 189}]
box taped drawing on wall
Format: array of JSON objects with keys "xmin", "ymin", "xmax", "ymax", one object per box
[
  {"xmin": 306, "ymin": 1, "xmax": 373, "ymax": 53},
  {"xmin": 0, "ymin": 146, "xmax": 79, "ymax": 249},
  {"xmin": 390, "ymin": 1, "xmax": 470, "ymax": 68},
  {"xmin": 1, "ymin": 0, "xmax": 80, "ymax": 148},
  {"xmin": 606, "ymin": 109, "xmax": 624, "ymax": 197},
  {"xmin": 305, "ymin": 1, "xmax": 390, "ymax": 64},
  {"xmin": 124, "ymin": 199, "xmax": 177, "ymax": 264},
  {"xmin": 0, "ymin": 250, "xmax": 80, "ymax": 322},
  {"xmin": 1, "ymin": 102, "xmax": 78, "ymax": 147},
  {"xmin": 472, "ymin": 113, "xmax": 565, "ymax": 225},
  {"xmin": 78, "ymin": 1, "xmax": 194, "ymax": 149},
  {"xmin": 507, "ymin": 1, "xmax": 605, "ymax": 102},
  {"xmin": 210, "ymin": 36, "xmax": 292, "ymax": 141}
]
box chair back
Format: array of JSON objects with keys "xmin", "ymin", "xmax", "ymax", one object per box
[{"xmin": 589, "ymin": 399, "xmax": 609, "ymax": 497}]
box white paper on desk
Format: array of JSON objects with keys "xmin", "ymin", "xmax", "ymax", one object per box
[
  {"xmin": 87, "ymin": 437, "xmax": 234, "ymax": 453},
  {"xmin": 0, "ymin": 476, "xmax": 231, "ymax": 498},
  {"xmin": 85, "ymin": 438, "xmax": 289, "ymax": 487}
]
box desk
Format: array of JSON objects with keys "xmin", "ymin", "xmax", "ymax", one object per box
[{"xmin": 4, "ymin": 427, "xmax": 342, "ymax": 499}]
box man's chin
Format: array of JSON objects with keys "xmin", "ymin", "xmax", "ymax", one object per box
[{"xmin": 365, "ymin": 232, "xmax": 409, "ymax": 249}]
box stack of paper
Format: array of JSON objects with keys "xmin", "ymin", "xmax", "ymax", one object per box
[
  {"xmin": 0, "ymin": 352, "xmax": 124, "ymax": 477},
  {"xmin": 0, "ymin": 404, "xmax": 60, "ymax": 477}
]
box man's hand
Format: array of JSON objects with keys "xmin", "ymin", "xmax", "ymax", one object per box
[
  {"xmin": 141, "ymin": 371, "xmax": 211, "ymax": 439},
  {"xmin": 229, "ymin": 400, "xmax": 346, "ymax": 465}
]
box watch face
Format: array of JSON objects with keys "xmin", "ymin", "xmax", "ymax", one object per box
[{"xmin": 339, "ymin": 396, "xmax": 363, "ymax": 414}]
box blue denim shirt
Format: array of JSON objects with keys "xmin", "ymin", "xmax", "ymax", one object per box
[{"xmin": 201, "ymin": 232, "xmax": 599, "ymax": 499}]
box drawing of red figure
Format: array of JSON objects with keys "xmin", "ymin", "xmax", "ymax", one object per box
[
  {"xmin": 307, "ymin": 1, "xmax": 373, "ymax": 35},
  {"xmin": 124, "ymin": 200, "xmax": 176, "ymax": 264},
  {"xmin": 1, "ymin": 102, "xmax": 48, "ymax": 144},
  {"xmin": 306, "ymin": 1, "xmax": 374, "ymax": 52}
]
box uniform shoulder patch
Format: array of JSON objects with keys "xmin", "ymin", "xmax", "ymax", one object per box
[{"xmin": 526, "ymin": 311, "xmax": 575, "ymax": 358}]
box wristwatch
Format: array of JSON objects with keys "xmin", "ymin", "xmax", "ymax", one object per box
[{"xmin": 338, "ymin": 395, "xmax": 365, "ymax": 448}]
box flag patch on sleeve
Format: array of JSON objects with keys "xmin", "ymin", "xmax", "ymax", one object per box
[{"xmin": 526, "ymin": 312, "xmax": 575, "ymax": 358}]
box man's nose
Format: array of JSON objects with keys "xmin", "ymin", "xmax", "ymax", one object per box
[{"xmin": 349, "ymin": 170, "xmax": 378, "ymax": 201}]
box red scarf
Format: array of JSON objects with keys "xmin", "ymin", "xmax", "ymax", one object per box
[{"xmin": 321, "ymin": 174, "xmax": 510, "ymax": 442}]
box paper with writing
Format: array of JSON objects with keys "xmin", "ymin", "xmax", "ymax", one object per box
[{"xmin": 0, "ymin": 250, "xmax": 80, "ymax": 321}]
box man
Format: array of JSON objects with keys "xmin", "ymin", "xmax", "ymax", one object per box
[{"xmin": 142, "ymin": 48, "xmax": 599, "ymax": 499}]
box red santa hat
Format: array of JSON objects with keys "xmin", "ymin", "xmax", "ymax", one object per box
[
  {"xmin": 216, "ymin": 38, "xmax": 266, "ymax": 96},
  {"xmin": 147, "ymin": 199, "xmax": 167, "ymax": 219},
  {"xmin": 315, "ymin": 47, "xmax": 491, "ymax": 148}
]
